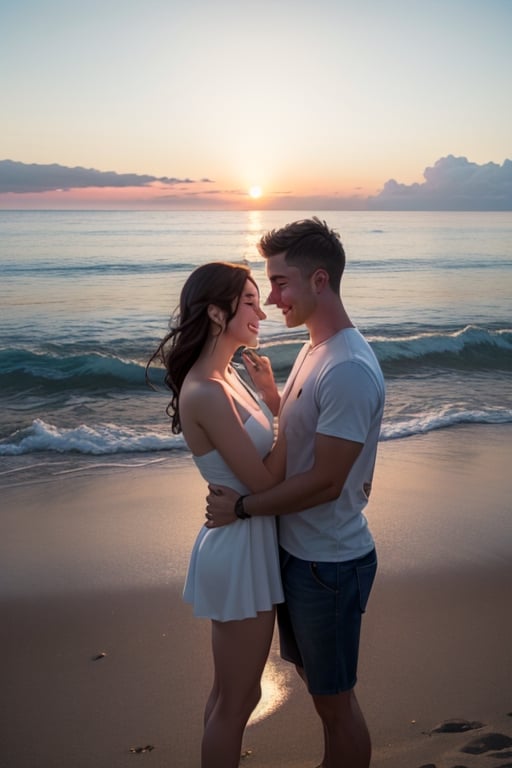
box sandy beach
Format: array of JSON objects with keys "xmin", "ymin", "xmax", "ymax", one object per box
[{"xmin": 1, "ymin": 424, "xmax": 511, "ymax": 768}]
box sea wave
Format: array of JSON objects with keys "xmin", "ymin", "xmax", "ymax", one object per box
[
  {"xmin": 260, "ymin": 325, "xmax": 512, "ymax": 376},
  {"xmin": 1, "ymin": 325, "xmax": 510, "ymax": 396},
  {"xmin": 349, "ymin": 256, "xmax": 512, "ymax": 272},
  {"xmin": 370, "ymin": 325, "xmax": 512, "ymax": 373},
  {"xmin": 0, "ymin": 349, "xmax": 150, "ymax": 391},
  {"xmin": 0, "ymin": 260, "xmax": 198, "ymax": 277},
  {"xmin": 0, "ymin": 418, "xmax": 186, "ymax": 456},
  {"xmin": 1, "ymin": 406, "xmax": 511, "ymax": 456},
  {"xmin": 3, "ymin": 255, "xmax": 510, "ymax": 277},
  {"xmin": 380, "ymin": 406, "xmax": 512, "ymax": 440}
]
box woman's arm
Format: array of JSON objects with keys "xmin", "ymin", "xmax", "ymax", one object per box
[
  {"xmin": 263, "ymin": 429, "xmax": 286, "ymax": 483},
  {"xmin": 181, "ymin": 378, "xmax": 283, "ymax": 494}
]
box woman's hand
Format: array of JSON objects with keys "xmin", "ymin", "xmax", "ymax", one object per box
[{"xmin": 242, "ymin": 349, "xmax": 280, "ymax": 415}]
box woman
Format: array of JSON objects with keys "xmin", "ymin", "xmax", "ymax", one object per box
[{"xmin": 147, "ymin": 262, "xmax": 284, "ymax": 768}]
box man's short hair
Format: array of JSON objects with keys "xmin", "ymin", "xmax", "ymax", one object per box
[{"xmin": 258, "ymin": 217, "xmax": 345, "ymax": 292}]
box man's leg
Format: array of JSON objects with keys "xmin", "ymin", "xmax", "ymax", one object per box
[
  {"xmin": 278, "ymin": 548, "xmax": 377, "ymax": 768},
  {"xmin": 311, "ymin": 688, "xmax": 371, "ymax": 768}
]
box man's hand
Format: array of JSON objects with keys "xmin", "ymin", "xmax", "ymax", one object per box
[{"xmin": 205, "ymin": 484, "xmax": 240, "ymax": 528}]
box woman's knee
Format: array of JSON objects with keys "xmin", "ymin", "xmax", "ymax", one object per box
[
  {"xmin": 239, "ymin": 682, "xmax": 262, "ymax": 721},
  {"xmin": 215, "ymin": 682, "xmax": 262, "ymax": 723}
]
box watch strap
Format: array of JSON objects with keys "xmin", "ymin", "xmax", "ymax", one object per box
[{"xmin": 234, "ymin": 494, "xmax": 251, "ymax": 519}]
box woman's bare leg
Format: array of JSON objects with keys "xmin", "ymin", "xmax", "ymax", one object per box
[
  {"xmin": 203, "ymin": 676, "xmax": 219, "ymax": 728},
  {"xmin": 201, "ymin": 608, "xmax": 275, "ymax": 768}
]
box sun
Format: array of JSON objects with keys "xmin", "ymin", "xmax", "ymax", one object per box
[{"xmin": 248, "ymin": 185, "xmax": 262, "ymax": 199}]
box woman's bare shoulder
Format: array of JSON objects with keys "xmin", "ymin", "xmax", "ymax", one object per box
[{"xmin": 181, "ymin": 375, "xmax": 229, "ymax": 410}]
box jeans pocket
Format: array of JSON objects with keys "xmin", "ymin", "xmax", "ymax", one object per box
[{"xmin": 310, "ymin": 561, "xmax": 338, "ymax": 593}]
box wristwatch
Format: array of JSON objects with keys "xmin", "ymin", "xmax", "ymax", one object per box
[{"xmin": 234, "ymin": 494, "xmax": 251, "ymax": 519}]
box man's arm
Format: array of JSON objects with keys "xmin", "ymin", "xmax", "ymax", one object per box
[{"xmin": 206, "ymin": 433, "xmax": 362, "ymax": 526}]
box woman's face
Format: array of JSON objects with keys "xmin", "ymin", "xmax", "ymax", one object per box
[{"xmin": 226, "ymin": 278, "xmax": 266, "ymax": 348}]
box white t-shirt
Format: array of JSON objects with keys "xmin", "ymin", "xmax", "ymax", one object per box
[{"xmin": 278, "ymin": 327, "xmax": 385, "ymax": 562}]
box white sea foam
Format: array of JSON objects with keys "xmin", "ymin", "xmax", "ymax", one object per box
[
  {"xmin": 0, "ymin": 418, "xmax": 186, "ymax": 456},
  {"xmin": 380, "ymin": 406, "xmax": 512, "ymax": 440}
]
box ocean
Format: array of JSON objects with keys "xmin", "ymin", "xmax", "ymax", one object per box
[{"xmin": 1, "ymin": 209, "xmax": 511, "ymax": 486}]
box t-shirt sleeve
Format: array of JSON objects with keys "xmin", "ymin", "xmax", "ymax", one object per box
[{"xmin": 315, "ymin": 360, "xmax": 381, "ymax": 443}]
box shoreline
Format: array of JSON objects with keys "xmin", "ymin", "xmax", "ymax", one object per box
[{"xmin": 1, "ymin": 424, "xmax": 511, "ymax": 767}]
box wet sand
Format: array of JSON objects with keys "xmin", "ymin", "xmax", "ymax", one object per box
[{"xmin": 1, "ymin": 424, "xmax": 511, "ymax": 767}]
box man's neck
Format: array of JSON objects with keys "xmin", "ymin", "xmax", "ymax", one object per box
[{"xmin": 306, "ymin": 302, "xmax": 353, "ymax": 347}]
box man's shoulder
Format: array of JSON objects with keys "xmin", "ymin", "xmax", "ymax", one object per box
[
  {"xmin": 323, "ymin": 328, "xmax": 375, "ymax": 366},
  {"xmin": 320, "ymin": 330, "xmax": 385, "ymax": 394}
]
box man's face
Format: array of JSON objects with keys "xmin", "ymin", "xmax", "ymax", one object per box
[{"xmin": 265, "ymin": 252, "xmax": 316, "ymax": 328}]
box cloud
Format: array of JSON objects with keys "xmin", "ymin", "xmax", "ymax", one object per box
[
  {"xmin": 0, "ymin": 160, "xmax": 213, "ymax": 194},
  {"xmin": 1, "ymin": 156, "xmax": 511, "ymax": 210},
  {"xmin": 369, "ymin": 155, "xmax": 512, "ymax": 211}
]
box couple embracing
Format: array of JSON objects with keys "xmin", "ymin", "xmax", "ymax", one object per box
[{"xmin": 148, "ymin": 217, "xmax": 385, "ymax": 768}]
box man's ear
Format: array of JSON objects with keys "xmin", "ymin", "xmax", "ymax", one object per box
[{"xmin": 311, "ymin": 269, "xmax": 329, "ymax": 293}]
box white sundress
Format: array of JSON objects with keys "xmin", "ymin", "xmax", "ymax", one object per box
[{"xmin": 183, "ymin": 398, "xmax": 284, "ymax": 621}]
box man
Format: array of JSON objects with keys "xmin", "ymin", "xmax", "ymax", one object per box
[{"xmin": 206, "ymin": 217, "xmax": 385, "ymax": 768}]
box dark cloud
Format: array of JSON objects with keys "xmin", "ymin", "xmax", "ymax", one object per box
[
  {"xmin": 0, "ymin": 160, "xmax": 212, "ymax": 193},
  {"xmin": 369, "ymin": 155, "xmax": 512, "ymax": 211}
]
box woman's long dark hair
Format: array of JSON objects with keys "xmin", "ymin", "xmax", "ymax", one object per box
[{"xmin": 146, "ymin": 262, "xmax": 254, "ymax": 434}]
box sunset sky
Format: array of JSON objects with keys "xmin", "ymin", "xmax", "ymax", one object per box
[{"xmin": 1, "ymin": 0, "xmax": 511, "ymax": 209}]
